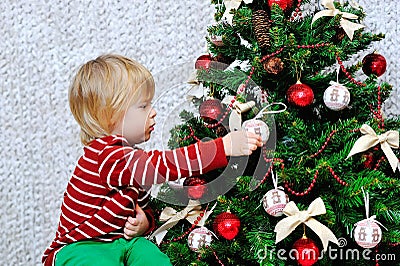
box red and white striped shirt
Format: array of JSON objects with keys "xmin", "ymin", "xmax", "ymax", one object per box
[{"xmin": 42, "ymin": 135, "xmax": 228, "ymax": 265}]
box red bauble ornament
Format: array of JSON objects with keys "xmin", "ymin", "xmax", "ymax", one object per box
[
  {"xmin": 362, "ymin": 52, "xmax": 387, "ymax": 77},
  {"xmin": 213, "ymin": 211, "xmax": 241, "ymax": 240},
  {"xmin": 286, "ymin": 81, "xmax": 314, "ymax": 107},
  {"xmin": 361, "ymin": 151, "xmax": 375, "ymax": 169},
  {"xmin": 195, "ymin": 54, "xmax": 212, "ymax": 70},
  {"xmin": 184, "ymin": 177, "xmax": 207, "ymax": 199},
  {"xmin": 199, "ymin": 98, "xmax": 224, "ymax": 123},
  {"xmin": 268, "ymin": 0, "xmax": 294, "ymax": 12},
  {"xmin": 292, "ymin": 236, "xmax": 320, "ymax": 266}
]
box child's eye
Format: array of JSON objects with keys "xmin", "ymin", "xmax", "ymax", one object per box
[{"xmin": 139, "ymin": 101, "xmax": 152, "ymax": 109}]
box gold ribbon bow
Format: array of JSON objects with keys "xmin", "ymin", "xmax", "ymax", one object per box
[
  {"xmin": 223, "ymin": 0, "xmax": 253, "ymax": 25},
  {"xmin": 150, "ymin": 200, "xmax": 214, "ymax": 245},
  {"xmin": 311, "ymin": 0, "xmax": 365, "ymax": 40},
  {"xmin": 274, "ymin": 197, "xmax": 339, "ymax": 251},
  {"xmin": 346, "ymin": 124, "xmax": 399, "ymax": 172}
]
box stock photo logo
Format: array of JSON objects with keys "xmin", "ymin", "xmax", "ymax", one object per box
[
  {"xmin": 256, "ymin": 237, "xmax": 397, "ymax": 264},
  {"xmin": 135, "ymin": 60, "xmax": 277, "ymax": 206}
]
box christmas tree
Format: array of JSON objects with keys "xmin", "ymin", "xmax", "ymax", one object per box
[{"xmin": 150, "ymin": 0, "xmax": 400, "ymax": 265}]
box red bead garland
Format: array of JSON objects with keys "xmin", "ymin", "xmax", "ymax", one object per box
[
  {"xmin": 284, "ymin": 170, "xmax": 318, "ymax": 196},
  {"xmin": 327, "ymin": 166, "xmax": 349, "ymax": 186},
  {"xmin": 310, "ymin": 130, "xmax": 337, "ymax": 158},
  {"xmin": 373, "ymin": 156, "xmax": 386, "ymax": 171},
  {"xmin": 190, "ymin": 127, "xmax": 201, "ymax": 142},
  {"xmin": 197, "ymin": 246, "xmax": 225, "ymax": 266},
  {"xmin": 253, "ymin": 163, "xmax": 273, "ymax": 191},
  {"xmin": 283, "ymin": 163, "xmax": 351, "ymax": 197},
  {"xmin": 336, "ymin": 55, "xmax": 366, "ymax": 87},
  {"xmin": 211, "ymin": 248, "xmax": 225, "ymax": 266},
  {"xmin": 180, "ymin": 126, "xmax": 201, "ymax": 142},
  {"xmin": 260, "ymin": 46, "xmax": 286, "ymax": 63},
  {"xmin": 369, "ymin": 86, "xmax": 385, "ymax": 129},
  {"xmin": 297, "ymin": 43, "xmax": 331, "ymax": 49}
]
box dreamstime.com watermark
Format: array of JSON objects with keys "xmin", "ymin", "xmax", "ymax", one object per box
[{"xmin": 256, "ymin": 238, "xmax": 397, "ymax": 262}]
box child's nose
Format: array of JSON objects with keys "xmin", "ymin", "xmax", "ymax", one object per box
[{"xmin": 150, "ymin": 108, "xmax": 157, "ymax": 118}]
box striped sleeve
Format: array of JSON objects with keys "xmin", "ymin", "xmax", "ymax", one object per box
[{"xmin": 98, "ymin": 137, "xmax": 228, "ymax": 187}]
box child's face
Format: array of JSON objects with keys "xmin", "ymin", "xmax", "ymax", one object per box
[{"xmin": 114, "ymin": 98, "xmax": 156, "ymax": 145}]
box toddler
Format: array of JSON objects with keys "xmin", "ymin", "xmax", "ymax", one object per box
[{"xmin": 43, "ymin": 54, "xmax": 262, "ymax": 266}]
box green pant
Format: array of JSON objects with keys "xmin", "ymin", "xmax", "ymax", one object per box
[{"xmin": 55, "ymin": 237, "xmax": 172, "ymax": 266}]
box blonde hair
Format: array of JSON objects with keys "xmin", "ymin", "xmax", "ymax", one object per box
[{"xmin": 69, "ymin": 54, "xmax": 155, "ymax": 145}]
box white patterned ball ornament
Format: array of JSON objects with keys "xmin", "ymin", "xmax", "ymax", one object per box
[
  {"xmin": 262, "ymin": 189, "xmax": 289, "ymax": 217},
  {"xmin": 323, "ymin": 83, "xmax": 350, "ymax": 111},
  {"xmin": 353, "ymin": 219, "xmax": 382, "ymax": 248},
  {"xmin": 242, "ymin": 119, "xmax": 270, "ymax": 144},
  {"xmin": 187, "ymin": 227, "xmax": 213, "ymax": 252}
]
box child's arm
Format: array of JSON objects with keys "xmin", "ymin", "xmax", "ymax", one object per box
[{"xmin": 98, "ymin": 131, "xmax": 262, "ymax": 188}]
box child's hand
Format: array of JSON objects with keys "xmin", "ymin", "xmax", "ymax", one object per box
[
  {"xmin": 123, "ymin": 204, "xmax": 150, "ymax": 239},
  {"xmin": 222, "ymin": 131, "xmax": 263, "ymax": 156}
]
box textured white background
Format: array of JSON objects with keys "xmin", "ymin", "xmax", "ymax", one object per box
[{"xmin": 0, "ymin": 0, "xmax": 398, "ymax": 265}]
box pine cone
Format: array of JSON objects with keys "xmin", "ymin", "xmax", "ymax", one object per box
[
  {"xmin": 263, "ymin": 56, "xmax": 284, "ymax": 74},
  {"xmin": 252, "ymin": 10, "xmax": 271, "ymax": 50},
  {"xmin": 332, "ymin": 27, "xmax": 346, "ymax": 43}
]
